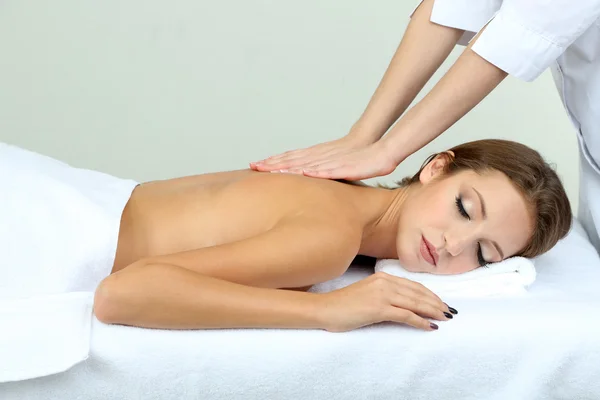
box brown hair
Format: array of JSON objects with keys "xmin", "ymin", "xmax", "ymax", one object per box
[{"xmin": 395, "ymin": 139, "xmax": 572, "ymax": 258}]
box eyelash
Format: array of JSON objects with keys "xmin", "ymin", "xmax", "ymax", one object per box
[
  {"xmin": 455, "ymin": 196, "xmax": 488, "ymax": 267},
  {"xmin": 455, "ymin": 196, "xmax": 470, "ymax": 220}
]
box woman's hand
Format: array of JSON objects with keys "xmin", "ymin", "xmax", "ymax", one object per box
[
  {"xmin": 317, "ymin": 272, "xmax": 456, "ymax": 332},
  {"xmin": 250, "ymin": 137, "xmax": 397, "ymax": 181}
]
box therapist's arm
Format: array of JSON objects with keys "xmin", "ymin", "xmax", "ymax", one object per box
[
  {"xmin": 293, "ymin": 27, "xmax": 508, "ymax": 179},
  {"xmin": 252, "ymin": 0, "xmax": 466, "ymax": 172},
  {"xmin": 350, "ymin": 0, "xmax": 466, "ymax": 143},
  {"xmin": 308, "ymin": 0, "xmax": 600, "ymax": 175},
  {"xmin": 380, "ymin": 38, "xmax": 508, "ymax": 164}
]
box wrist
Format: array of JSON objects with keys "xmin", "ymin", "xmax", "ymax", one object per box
[
  {"xmin": 376, "ymin": 135, "xmax": 407, "ymax": 167},
  {"xmin": 346, "ymin": 122, "xmax": 383, "ymax": 146},
  {"xmin": 309, "ymin": 293, "xmax": 335, "ymax": 331}
]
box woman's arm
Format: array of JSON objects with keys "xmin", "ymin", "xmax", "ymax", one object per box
[
  {"xmin": 93, "ymin": 219, "xmax": 453, "ymax": 331},
  {"xmin": 139, "ymin": 220, "xmax": 362, "ymax": 288},
  {"xmin": 93, "ymin": 220, "xmax": 361, "ymax": 329},
  {"xmin": 94, "ymin": 262, "xmax": 329, "ymax": 330}
]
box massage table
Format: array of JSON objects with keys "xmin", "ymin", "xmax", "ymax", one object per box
[{"xmin": 1, "ymin": 220, "xmax": 600, "ymax": 400}]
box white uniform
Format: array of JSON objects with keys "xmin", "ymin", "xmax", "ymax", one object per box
[{"xmin": 413, "ymin": 0, "xmax": 600, "ymax": 252}]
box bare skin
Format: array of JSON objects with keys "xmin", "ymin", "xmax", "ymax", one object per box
[
  {"xmin": 111, "ymin": 169, "xmax": 399, "ymax": 276},
  {"xmin": 97, "ymin": 170, "xmax": 451, "ymax": 332},
  {"xmin": 95, "ymin": 156, "xmax": 531, "ymax": 333}
]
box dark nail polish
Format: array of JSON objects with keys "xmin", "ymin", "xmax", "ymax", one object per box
[
  {"xmin": 430, "ymin": 323, "xmax": 439, "ymax": 330},
  {"xmin": 445, "ymin": 303, "xmax": 458, "ymax": 315},
  {"xmin": 443, "ymin": 312, "xmax": 453, "ymax": 319}
]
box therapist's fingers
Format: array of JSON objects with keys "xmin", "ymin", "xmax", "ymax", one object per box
[
  {"xmin": 261, "ymin": 150, "xmax": 307, "ymax": 166},
  {"xmin": 251, "ymin": 154, "xmax": 299, "ymax": 172},
  {"xmin": 255, "ymin": 154, "xmax": 340, "ymax": 173},
  {"xmin": 263, "ymin": 148, "xmax": 345, "ymax": 169},
  {"xmin": 303, "ymin": 163, "xmax": 370, "ymax": 181},
  {"xmin": 253, "ymin": 153, "xmax": 317, "ymax": 172},
  {"xmin": 256, "ymin": 143, "xmax": 328, "ymax": 165},
  {"xmin": 304, "ymin": 151, "xmax": 396, "ymax": 180},
  {"xmin": 253, "ymin": 136, "xmax": 370, "ymax": 172},
  {"xmin": 255, "ymin": 156, "xmax": 314, "ymax": 171},
  {"xmin": 303, "ymin": 166, "xmax": 345, "ymax": 179}
]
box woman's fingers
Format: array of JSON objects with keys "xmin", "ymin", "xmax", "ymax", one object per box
[
  {"xmin": 389, "ymin": 294, "xmax": 451, "ymax": 322},
  {"xmin": 385, "ymin": 273, "xmax": 452, "ymax": 313},
  {"xmin": 398, "ymin": 280, "xmax": 448, "ymax": 311},
  {"xmin": 319, "ymin": 273, "xmax": 455, "ymax": 332},
  {"xmin": 385, "ymin": 308, "xmax": 439, "ymax": 331},
  {"xmin": 376, "ymin": 272, "xmax": 445, "ymax": 307},
  {"xmin": 375, "ymin": 272, "xmax": 457, "ymax": 318}
]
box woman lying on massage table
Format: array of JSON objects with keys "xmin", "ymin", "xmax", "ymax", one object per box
[{"xmin": 95, "ymin": 139, "xmax": 572, "ymax": 332}]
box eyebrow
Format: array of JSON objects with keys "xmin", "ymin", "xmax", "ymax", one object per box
[{"xmin": 472, "ymin": 186, "xmax": 504, "ymax": 259}]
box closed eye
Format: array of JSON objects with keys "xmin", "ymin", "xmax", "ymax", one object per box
[
  {"xmin": 457, "ymin": 196, "xmax": 488, "ymax": 267},
  {"xmin": 477, "ymin": 243, "xmax": 488, "ymax": 267},
  {"xmin": 455, "ymin": 196, "xmax": 470, "ymax": 220}
]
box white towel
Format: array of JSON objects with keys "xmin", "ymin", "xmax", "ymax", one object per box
[
  {"xmin": 0, "ymin": 142, "xmax": 138, "ymax": 382},
  {"xmin": 0, "ymin": 292, "xmax": 94, "ymax": 383},
  {"xmin": 374, "ymin": 257, "xmax": 536, "ymax": 298},
  {"xmin": 0, "ymin": 142, "xmax": 138, "ymax": 299}
]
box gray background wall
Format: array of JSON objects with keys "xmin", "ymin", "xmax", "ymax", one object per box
[{"xmin": 0, "ymin": 1, "xmax": 579, "ymax": 209}]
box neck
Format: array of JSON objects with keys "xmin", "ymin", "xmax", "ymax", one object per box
[{"xmin": 358, "ymin": 185, "xmax": 413, "ymax": 259}]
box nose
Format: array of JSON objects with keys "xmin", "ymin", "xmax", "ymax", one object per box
[{"xmin": 443, "ymin": 229, "xmax": 474, "ymax": 257}]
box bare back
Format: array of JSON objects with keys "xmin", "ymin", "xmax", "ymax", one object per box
[{"xmin": 112, "ymin": 170, "xmax": 373, "ymax": 272}]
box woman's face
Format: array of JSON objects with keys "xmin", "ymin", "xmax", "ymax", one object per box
[{"xmin": 395, "ymin": 156, "xmax": 533, "ymax": 275}]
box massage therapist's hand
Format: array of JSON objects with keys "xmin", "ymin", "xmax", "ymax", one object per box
[
  {"xmin": 317, "ymin": 271, "xmax": 455, "ymax": 332},
  {"xmin": 250, "ymin": 136, "xmax": 397, "ymax": 181}
]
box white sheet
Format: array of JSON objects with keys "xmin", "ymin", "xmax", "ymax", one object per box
[
  {"xmin": 1, "ymin": 220, "xmax": 600, "ymax": 400},
  {"xmin": 0, "ymin": 293, "xmax": 94, "ymax": 383},
  {"xmin": 0, "ymin": 143, "xmax": 138, "ymax": 383},
  {"xmin": 0, "ymin": 142, "xmax": 138, "ymax": 299}
]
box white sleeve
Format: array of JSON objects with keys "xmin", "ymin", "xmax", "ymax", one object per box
[
  {"xmin": 414, "ymin": 0, "xmax": 600, "ymax": 82},
  {"xmin": 472, "ymin": 0, "xmax": 600, "ymax": 81},
  {"xmin": 410, "ymin": 0, "xmax": 501, "ymax": 45}
]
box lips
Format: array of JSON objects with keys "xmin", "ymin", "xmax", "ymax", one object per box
[{"xmin": 420, "ymin": 235, "xmax": 438, "ymax": 266}]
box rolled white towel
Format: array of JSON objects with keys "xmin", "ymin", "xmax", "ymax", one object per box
[{"xmin": 374, "ymin": 257, "xmax": 536, "ymax": 298}]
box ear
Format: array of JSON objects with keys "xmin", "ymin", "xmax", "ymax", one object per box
[{"xmin": 419, "ymin": 151, "xmax": 455, "ymax": 184}]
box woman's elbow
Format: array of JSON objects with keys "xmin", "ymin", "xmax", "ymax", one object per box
[{"xmin": 93, "ymin": 274, "xmax": 127, "ymax": 324}]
